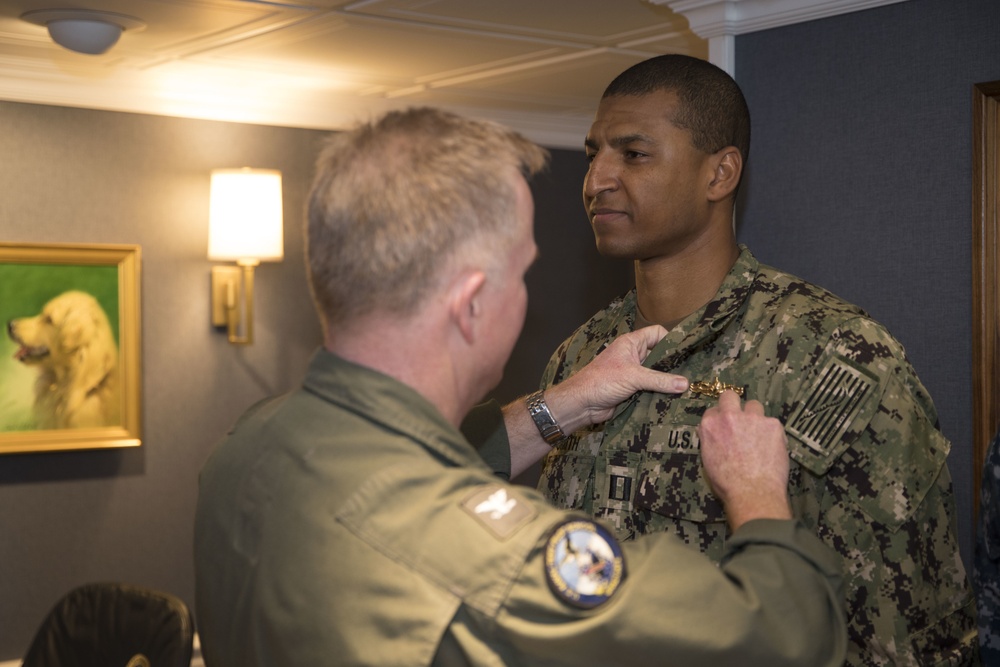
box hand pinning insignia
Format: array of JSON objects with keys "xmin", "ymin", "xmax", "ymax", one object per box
[{"xmin": 690, "ymin": 377, "xmax": 744, "ymax": 398}]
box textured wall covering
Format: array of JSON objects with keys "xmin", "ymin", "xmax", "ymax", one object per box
[
  {"xmin": 0, "ymin": 102, "xmax": 619, "ymax": 660},
  {"xmin": 736, "ymin": 0, "xmax": 1000, "ymax": 570},
  {"xmin": 0, "ymin": 103, "xmax": 326, "ymax": 660}
]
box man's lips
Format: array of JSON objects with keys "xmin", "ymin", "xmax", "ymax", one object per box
[{"xmin": 589, "ymin": 208, "xmax": 627, "ymax": 225}]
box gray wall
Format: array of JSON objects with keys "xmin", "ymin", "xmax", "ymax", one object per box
[
  {"xmin": 0, "ymin": 102, "xmax": 627, "ymax": 660},
  {"xmin": 736, "ymin": 0, "xmax": 1000, "ymax": 568}
]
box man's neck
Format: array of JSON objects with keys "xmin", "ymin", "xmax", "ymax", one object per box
[
  {"xmin": 634, "ymin": 234, "xmax": 740, "ymax": 330},
  {"xmin": 324, "ymin": 312, "xmax": 468, "ymax": 427}
]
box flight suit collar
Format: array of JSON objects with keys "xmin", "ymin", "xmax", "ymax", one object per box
[{"xmin": 302, "ymin": 348, "xmax": 489, "ymax": 471}]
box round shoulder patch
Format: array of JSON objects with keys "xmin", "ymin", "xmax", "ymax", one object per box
[{"xmin": 544, "ymin": 519, "xmax": 625, "ymax": 609}]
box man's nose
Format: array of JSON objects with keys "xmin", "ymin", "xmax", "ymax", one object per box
[{"xmin": 584, "ymin": 154, "xmax": 616, "ymax": 199}]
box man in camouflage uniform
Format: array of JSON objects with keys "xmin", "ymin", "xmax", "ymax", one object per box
[
  {"xmin": 510, "ymin": 54, "xmax": 979, "ymax": 665},
  {"xmin": 975, "ymin": 428, "xmax": 1000, "ymax": 663}
]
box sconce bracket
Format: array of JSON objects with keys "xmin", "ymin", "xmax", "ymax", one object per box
[{"xmin": 211, "ymin": 266, "xmax": 241, "ymax": 327}]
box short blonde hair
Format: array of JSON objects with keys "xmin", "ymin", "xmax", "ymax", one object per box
[{"xmin": 306, "ymin": 107, "xmax": 548, "ymax": 326}]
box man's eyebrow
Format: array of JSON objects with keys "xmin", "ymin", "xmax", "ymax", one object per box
[
  {"xmin": 610, "ymin": 133, "xmax": 654, "ymax": 147},
  {"xmin": 584, "ymin": 133, "xmax": 655, "ymax": 151}
]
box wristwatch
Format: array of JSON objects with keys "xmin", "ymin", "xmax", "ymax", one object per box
[{"xmin": 525, "ymin": 390, "xmax": 565, "ymax": 445}]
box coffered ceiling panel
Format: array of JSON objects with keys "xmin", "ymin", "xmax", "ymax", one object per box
[{"xmin": 0, "ymin": 0, "xmax": 911, "ymax": 147}]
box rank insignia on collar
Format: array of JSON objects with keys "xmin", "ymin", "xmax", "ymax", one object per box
[
  {"xmin": 689, "ymin": 377, "xmax": 744, "ymax": 398},
  {"xmin": 544, "ymin": 520, "xmax": 625, "ymax": 609}
]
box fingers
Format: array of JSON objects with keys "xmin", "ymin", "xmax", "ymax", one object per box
[
  {"xmin": 715, "ymin": 390, "xmax": 764, "ymax": 416},
  {"xmin": 716, "ymin": 389, "xmax": 742, "ymax": 411},
  {"xmin": 650, "ymin": 370, "xmax": 688, "ymax": 395},
  {"xmin": 697, "ymin": 391, "xmax": 792, "ymax": 528},
  {"xmin": 630, "ymin": 324, "xmax": 669, "ymax": 352},
  {"xmin": 612, "ymin": 327, "xmax": 686, "ymax": 394}
]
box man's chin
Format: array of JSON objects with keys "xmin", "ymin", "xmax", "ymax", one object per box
[{"xmin": 594, "ymin": 241, "xmax": 637, "ymax": 260}]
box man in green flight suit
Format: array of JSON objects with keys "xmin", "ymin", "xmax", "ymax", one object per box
[
  {"xmin": 194, "ymin": 107, "xmax": 848, "ymax": 666},
  {"xmin": 499, "ymin": 54, "xmax": 979, "ymax": 665}
]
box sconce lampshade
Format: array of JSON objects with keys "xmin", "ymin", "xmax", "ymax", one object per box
[
  {"xmin": 21, "ymin": 9, "xmax": 146, "ymax": 55},
  {"xmin": 208, "ymin": 168, "xmax": 284, "ymax": 263}
]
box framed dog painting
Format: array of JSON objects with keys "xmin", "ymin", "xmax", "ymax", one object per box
[{"xmin": 0, "ymin": 242, "xmax": 141, "ymax": 453}]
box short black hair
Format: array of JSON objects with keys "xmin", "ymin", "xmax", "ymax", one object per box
[{"xmin": 603, "ymin": 54, "xmax": 750, "ymax": 165}]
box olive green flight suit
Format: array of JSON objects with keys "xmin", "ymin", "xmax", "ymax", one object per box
[{"xmin": 195, "ymin": 348, "xmax": 847, "ymax": 667}]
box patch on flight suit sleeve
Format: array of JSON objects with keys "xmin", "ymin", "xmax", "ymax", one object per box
[
  {"xmin": 786, "ymin": 354, "xmax": 880, "ymax": 461},
  {"xmin": 544, "ymin": 520, "xmax": 625, "ymax": 609},
  {"xmin": 461, "ymin": 484, "xmax": 537, "ymax": 541}
]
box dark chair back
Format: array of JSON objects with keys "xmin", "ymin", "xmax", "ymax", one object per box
[{"xmin": 22, "ymin": 582, "xmax": 194, "ymax": 667}]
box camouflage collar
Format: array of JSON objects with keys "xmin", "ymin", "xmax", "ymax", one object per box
[
  {"xmin": 643, "ymin": 245, "xmax": 758, "ymax": 373},
  {"xmin": 598, "ymin": 246, "xmax": 759, "ymax": 422}
]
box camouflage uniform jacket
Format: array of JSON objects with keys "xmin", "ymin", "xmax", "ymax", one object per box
[
  {"xmin": 975, "ymin": 428, "xmax": 1000, "ymax": 663},
  {"xmin": 538, "ymin": 246, "xmax": 979, "ymax": 666}
]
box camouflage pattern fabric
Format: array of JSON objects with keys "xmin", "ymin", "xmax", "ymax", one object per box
[
  {"xmin": 975, "ymin": 429, "xmax": 1000, "ymax": 664},
  {"xmin": 538, "ymin": 246, "xmax": 979, "ymax": 666}
]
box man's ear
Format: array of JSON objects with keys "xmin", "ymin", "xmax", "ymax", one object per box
[
  {"xmin": 707, "ymin": 147, "xmax": 743, "ymax": 202},
  {"xmin": 450, "ymin": 269, "xmax": 487, "ymax": 345}
]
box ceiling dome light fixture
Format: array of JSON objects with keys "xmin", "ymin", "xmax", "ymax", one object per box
[{"xmin": 21, "ymin": 9, "xmax": 146, "ymax": 55}]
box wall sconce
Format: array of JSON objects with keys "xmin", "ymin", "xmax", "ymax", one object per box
[{"xmin": 208, "ymin": 168, "xmax": 284, "ymax": 345}]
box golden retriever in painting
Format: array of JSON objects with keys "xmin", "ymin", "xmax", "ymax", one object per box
[{"xmin": 7, "ymin": 290, "xmax": 120, "ymax": 429}]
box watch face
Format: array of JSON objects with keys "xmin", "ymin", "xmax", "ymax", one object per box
[{"xmin": 528, "ymin": 391, "xmax": 563, "ymax": 442}]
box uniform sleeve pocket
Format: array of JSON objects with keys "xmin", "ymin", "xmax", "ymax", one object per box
[
  {"xmin": 908, "ymin": 595, "xmax": 979, "ymax": 666},
  {"xmin": 836, "ymin": 374, "xmax": 949, "ymax": 530}
]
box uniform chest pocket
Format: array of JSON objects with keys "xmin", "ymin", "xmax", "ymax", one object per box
[
  {"xmin": 630, "ymin": 396, "xmax": 725, "ymax": 524},
  {"xmin": 633, "ymin": 450, "xmax": 726, "ymax": 524}
]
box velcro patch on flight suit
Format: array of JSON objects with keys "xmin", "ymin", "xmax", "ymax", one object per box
[
  {"xmin": 785, "ymin": 354, "xmax": 881, "ymax": 471},
  {"xmin": 461, "ymin": 484, "xmax": 537, "ymax": 541},
  {"xmin": 544, "ymin": 520, "xmax": 625, "ymax": 609}
]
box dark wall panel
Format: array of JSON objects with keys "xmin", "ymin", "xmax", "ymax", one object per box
[
  {"xmin": 494, "ymin": 148, "xmax": 633, "ymax": 406},
  {"xmin": 736, "ymin": 0, "xmax": 1000, "ymax": 569}
]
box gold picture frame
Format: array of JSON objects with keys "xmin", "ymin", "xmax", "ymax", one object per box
[
  {"xmin": 973, "ymin": 80, "xmax": 1000, "ymax": 516},
  {"xmin": 0, "ymin": 242, "xmax": 141, "ymax": 453}
]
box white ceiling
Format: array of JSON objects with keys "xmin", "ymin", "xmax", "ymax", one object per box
[{"xmin": 0, "ymin": 0, "xmax": 908, "ymax": 148}]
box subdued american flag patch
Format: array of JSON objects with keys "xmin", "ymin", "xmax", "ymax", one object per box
[{"xmin": 786, "ymin": 356, "xmax": 879, "ymax": 454}]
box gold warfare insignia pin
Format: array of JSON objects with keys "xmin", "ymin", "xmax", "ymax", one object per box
[{"xmin": 689, "ymin": 377, "xmax": 744, "ymax": 398}]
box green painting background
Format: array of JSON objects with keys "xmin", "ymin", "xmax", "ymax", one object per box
[{"xmin": 0, "ymin": 264, "xmax": 119, "ymax": 431}]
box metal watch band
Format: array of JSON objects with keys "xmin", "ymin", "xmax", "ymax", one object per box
[{"xmin": 525, "ymin": 390, "xmax": 564, "ymax": 445}]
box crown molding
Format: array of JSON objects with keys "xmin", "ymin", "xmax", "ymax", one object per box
[{"xmin": 654, "ymin": 0, "xmax": 911, "ymax": 38}]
